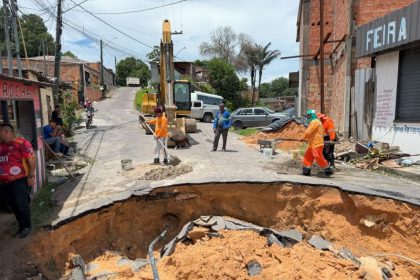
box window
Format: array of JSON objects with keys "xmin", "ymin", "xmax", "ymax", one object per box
[
  {"xmin": 254, "ymin": 109, "xmax": 267, "ymax": 115},
  {"xmin": 241, "ymin": 109, "xmax": 253, "ymax": 115},
  {"xmin": 197, "ymin": 94, "xmax": 223, "ymax": 105},
  {"xmin": 396, "ymin": 49, "xmax": 420, "ymax": 122},
  {"xmin": 193, "ymin": 101, "xmax": 202, "ymax": 108}
]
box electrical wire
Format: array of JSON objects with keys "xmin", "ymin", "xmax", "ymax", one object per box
[
  {"xmin": 69, "ymin": 0, "xmax": 154, "ymax": 49},
  {"xmin": 72, "ymin": 0, "xmax": 187, "ymax": 15}
]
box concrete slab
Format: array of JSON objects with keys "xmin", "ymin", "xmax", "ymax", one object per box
[{"xmin": 49, "ymin": 87, "xmax": 420, "ymax": 227}]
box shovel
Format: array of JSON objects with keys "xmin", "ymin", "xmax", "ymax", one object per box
[{"xmin": 142, "ymin": 120, "xmax": 182, "ymax": 166}]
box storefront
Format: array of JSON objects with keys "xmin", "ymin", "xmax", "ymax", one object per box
[
  {"xmin": 356, "ymin": 1, "xmax": 420, "ymax": 159},
  {"xmin": 0, "ymin": 74, "xmax": 51, "ymax": 191}
]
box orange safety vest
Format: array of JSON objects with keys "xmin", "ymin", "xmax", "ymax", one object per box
[
  {"xmin": 321, "ymin": 117, "xmax": 336, "ymax": 141},
  {"xmin": 148, "ymin": 115, "xmax": 168, "ymax": 138},
  {"xmin": 303, "ymin": 119, "xmax": 324, "ymax": 149}
]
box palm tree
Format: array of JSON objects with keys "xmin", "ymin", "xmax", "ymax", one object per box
[{"xmin": 256, "ymin": 43, "xmax": 281, "ymax": 101}]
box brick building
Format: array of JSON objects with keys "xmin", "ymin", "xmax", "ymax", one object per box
[
  {"xmin": 296, "ymin": 0, "xmax": 417, "ymax": 136},
  {"xmin": 2, "ymin": 56, "xmax": 115, "ymax": 102}
]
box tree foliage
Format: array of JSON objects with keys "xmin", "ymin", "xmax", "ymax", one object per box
[
  {"xmin": 255, "ymin": 42, "xmax": 280, "ymax": 97},
  {"xmin": 0, "ymin": 11, "xmax": 55, "ymax": 57},
  {"xmin": 62, "ymin": 51, "xmax": 78, "ymax": 59},
  {"xmin": 116, "ymin": 57, "xmax": 151, "ymax": 86},
  {"xmin": 146, "ymin": 46, "xmax": 160, "ymax": 61},
  {"xmin": 206, "ymin": 58, "xmax": 240, "ymax": 102},
  {"xmin": 199, "ymin": 26, "xmax": 240, "ymax": 65},
  {"xmin": 259, "ymin": 77, "xmax": 297, "ymax": 98}
]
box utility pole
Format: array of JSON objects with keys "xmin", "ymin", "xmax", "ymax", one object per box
[
  {"xmin": 3, "ymin": 0, "xmax": 13, "ymax": 76},
  {"xmin": 114, "ymin": 56, "xmax": 117, "ymax": 85},
  {"xmin": 10, "ymin": 0, "xmax": 22, "ymax": 78},
  {"xmin": 53, "ymin": 0, "xmax": 63, "ymax": 103},
  {"xmin": 319, "ymin": 0, "xmax": 325, "ymax": 113},
  {"xmin": 100, "ymin": 39, "xmax": 104, "ymax": 87},
  {"xmin": 42, "ymin": 41, "xmax": 48, "ymax": 76}
]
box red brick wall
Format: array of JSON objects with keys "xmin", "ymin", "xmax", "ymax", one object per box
[
  {"xmin": 85, "ymin": 87, "xmax": 102, "ymax": 102},
  {"xmin": 299, "ymin": 0, "xmax": 417, "ymax": 134}
]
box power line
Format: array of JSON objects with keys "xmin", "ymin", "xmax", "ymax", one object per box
[
  {"xmin": 69, "ymin": 0, "xmax": 154, "ymax": 49},
  {"xmin": 72, "ymin": 0, "xmax": 187, "ymax": 15}
]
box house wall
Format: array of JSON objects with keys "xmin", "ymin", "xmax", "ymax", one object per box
[
  {"xmin": 40, "ymin": 87, "xmax": 54, "ymax": 125},
  {"xmin": 372, "ymin": 51, "xmax": 420, "ymax": 160},
  {"xmin": 298, "ymin": 0, "xmax": 417, "ymax": 136}
]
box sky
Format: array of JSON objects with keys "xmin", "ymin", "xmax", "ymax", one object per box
[{"xmin": 18, "ymin": 0, "xmax": 300, "ymax": 83}]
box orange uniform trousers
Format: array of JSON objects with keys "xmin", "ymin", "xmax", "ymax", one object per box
[{"xmin": 303, "ymin": 145, "xmax": 329, "ymax": 169}]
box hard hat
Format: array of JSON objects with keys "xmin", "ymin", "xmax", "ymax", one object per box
[
  {"xmin": 306, "ymin": 109, "xmax": 316, "ymax": 115},
  {"xmin": 316, "ymin": 113, "xmax": 326, "ymax": 119},
  {"xmin": 154, "ymin": 106, "xmax": 163, "ymax": 114}
]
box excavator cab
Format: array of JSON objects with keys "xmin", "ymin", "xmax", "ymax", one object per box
[{"xmin": 173, "ymin": 80, "xmax": 192, "ymax": 116}]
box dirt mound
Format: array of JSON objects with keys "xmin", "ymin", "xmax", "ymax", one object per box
[
  {"xmin": 141, "ymin": 164, "xmax": 193, "ymax": 181},
  {"xmin": 242, "ymin": 121, "xmax": 306, "ymax": 151},
  {"xmin": 30, "ymin": 183, "xmax": 419, "ymax": 279}
]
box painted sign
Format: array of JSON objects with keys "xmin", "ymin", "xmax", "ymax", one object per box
[
  {"xmin": 356, "ymin": 1, "xmax": 420, "ymax": 57},
  {"xmin": 0, "ymin": 79, "xmax": 37, "ymax": 99},
  {"xmin": 373, "ymin": 52, "xmax": 399, "ymax": 128}
]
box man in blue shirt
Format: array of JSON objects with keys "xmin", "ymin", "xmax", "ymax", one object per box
[
  {"xmin": 212, "ymin": 103, "xmax": 232, "ymax": 151},
  {"xmin": 43, "ymin": 120, "xmax": 69, "ymax": 155}
]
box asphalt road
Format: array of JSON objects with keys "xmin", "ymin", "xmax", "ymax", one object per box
[{"xmin": 50, "ymin": 87, "xmax": 420, "ymax": 225}]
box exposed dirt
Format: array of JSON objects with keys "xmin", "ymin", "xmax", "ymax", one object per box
[
  {"xmin": 141, "ymin": 164, "xmax": 193, "ymax": 181},
  {"xmin": 121, "ymin": 163, "xmax": 193, "ymax": 181},
  {"xmin": 27, "ymin": 183, "xmax": 420, "ymax": 279},
  {"xmin": 241, "ymin": 121, "xmax": 306, "ymax": 151}
]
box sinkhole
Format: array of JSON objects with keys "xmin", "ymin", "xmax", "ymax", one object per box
[{"xmin": 30, "ymin": 182, "xmax": 420, "ymax": 280}]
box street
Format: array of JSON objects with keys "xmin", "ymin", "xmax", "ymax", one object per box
[{"xmin": 49, "ymin": 88, "xmax": 420, "ymax": 226}]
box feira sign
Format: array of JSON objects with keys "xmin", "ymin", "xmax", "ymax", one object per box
[
  {"xmin": 356, "ymin": 1, "xmax": 420, "ymax": 58},
  {"xmin": 1, "ymin": 79, "xmax": 35, "ymax": 99}
]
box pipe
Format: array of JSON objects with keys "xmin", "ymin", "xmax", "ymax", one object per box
[{"xmin": 148, "ymin": 226, "xmax": 169, "ymax": 280}]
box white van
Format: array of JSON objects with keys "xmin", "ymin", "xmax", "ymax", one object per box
[{"xmin": 190, "ymin": 91, "xmax": 224, "ymax": 122}]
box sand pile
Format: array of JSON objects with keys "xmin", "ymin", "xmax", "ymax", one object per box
[
  {"xmin": 242, "ymin": 121, "xmax": 306, "ymax": 151},
  {"xmin": 84, "ymin": 227, "xmax": 417, "ymax": 280}
]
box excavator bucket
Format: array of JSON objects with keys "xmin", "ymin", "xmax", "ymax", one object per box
[{"xmin": 141, "ymin": 93, "xmax": 158, "ymax": 114}]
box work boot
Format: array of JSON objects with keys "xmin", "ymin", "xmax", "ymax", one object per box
[
  {"xmin": 19, "ymin": 227, "xmax": 31, "ymax": 239},
  {"xmin": 324, "ymin": 166, "xmax": 334, "ymax": 177},
  {"xmin": 153, "ymin": 158, "xmax": 160, "ymax": 164},
  {"xmin": 163, "ymin": 159, "xmax": 168, "ymax": 165},
  {"xmin": 302, "ymin": 167, "xmax": 311, "ymax": 176}
]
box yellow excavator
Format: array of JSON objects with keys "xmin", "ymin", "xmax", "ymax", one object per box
[{"xmin": 140, "ymin": 19, "xmax": 197, "ymax": 137}]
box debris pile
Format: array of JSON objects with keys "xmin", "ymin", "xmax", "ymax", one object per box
[
  {"xmin": 67, "ymin": 216, "xmax": 418, "ymax": 280},
  {"xmin": 242, "ymin": 121, "xmax": 306, "ymax": 151},
  {"xmin": 141, "ymin": 164, "xmax": 193, "ymax": 180}
]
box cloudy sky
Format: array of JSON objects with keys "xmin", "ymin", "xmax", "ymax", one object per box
[{"xmin": 18, "ymin": 0, "xmax": 300, "ymax": 83}]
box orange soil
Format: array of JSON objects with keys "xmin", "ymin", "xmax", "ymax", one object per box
[
  {"xmin": 241, "ymin": 121, "xmax": 306, "ymax": 151},
  {"xmin": 30, "ymin": 183, "xmax": 420, "ymax": 280}
]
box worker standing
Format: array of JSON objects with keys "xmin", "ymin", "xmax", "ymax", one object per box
[
  {"xmin": 317, "ymin": 113, "xmax": 336, "ymax": 167},
  {"xmin": 300, "ymin": 109, "xmax": 333, "ymax": 176},
  {"xmin": 147, "ymin": 107, "xmax": 169, "ymax": 164},
  {"xmin": 212, "ymin": 103, "xmax": 232, "ymax": 152}
]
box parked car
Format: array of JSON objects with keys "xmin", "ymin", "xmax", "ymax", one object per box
[{"xmin": 231, "ymin": 107, "xmax": 293, "ymax": 130}]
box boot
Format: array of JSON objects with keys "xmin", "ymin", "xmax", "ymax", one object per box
[
  {"xmin": 302, "ymin": 167, "xmax": 311, "ymax": 176},
  {"xmin": 163, "ymin": 158, "xmax": 168, "ymax": 165},
  {"xmin": 324, "ymin": 166, "xmax": 334, "ymax": 176},
  {"xmin": 153, "ymin": 158, "xmax": 160, "ymax": 164}
]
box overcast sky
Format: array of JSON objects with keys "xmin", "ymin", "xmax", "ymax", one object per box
[{"xmin": 18, "ymin": 0, "xmax": 300, "ymax": 83}]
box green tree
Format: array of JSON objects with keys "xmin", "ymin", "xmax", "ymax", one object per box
[
  {"xmin": 0, "ymin": 12, "xmax": 55, "ymax": 57},
  {"xmin": 256, "ymin": 42, "xmax": 280, "ymax": 98},
  {"xmin": 206, "ymin": 58, "xmax": 240, "ymax": 102},
  {"xmin": 270, "ymin": 77, "xmax": 289, "ymax": 97},
  {"xmin": 62, "ymin": 51, "xmax": 78, "ymax": 59},
  {"xmin": 146, "ymin": 46, "xmax": 160, "ymax": 61},
  {"xmin": 259, "ymin": 82, "xmax": 271, "ymax": 98},
  {"xmin": 116, "ymin": 57, "xmax": 151, "ymax": 86}
]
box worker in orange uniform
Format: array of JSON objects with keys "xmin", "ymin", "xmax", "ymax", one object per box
[
  {"xmin": 300, "ymin": 109, "xmax": 333, "ymax": 176},
  {"xmin": 317, "ymin": 113, "xmax": 336, "ymax": 167},
  {"xmin": 147, "ymin": 106, "xmax": 169, "ymax": 164}
]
